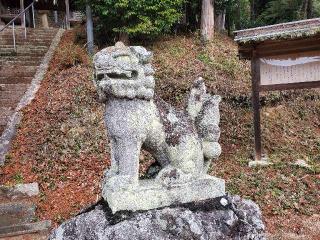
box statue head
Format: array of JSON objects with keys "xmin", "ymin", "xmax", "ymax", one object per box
[{"xmin": 93, "ymin": 42, "xmax": 155, "ymax": 101}]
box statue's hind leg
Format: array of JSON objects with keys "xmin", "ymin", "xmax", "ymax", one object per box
[{"xmin": 167, "ymin": 135, "xmax": 204, "ymax": 176}]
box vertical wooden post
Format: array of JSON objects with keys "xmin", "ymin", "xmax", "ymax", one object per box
[
  {"xmin": 20, "ymin": 0, "xmax": 25, "ymax": 27},
  {"xmin": 251, "ymin": 50, "xmax": 262, "ymax": 161},
  {"xmin": 65, "ymin": 0, "xmax": 70, "ymax": 29},
  {"xmin": 86, "ymin": 4, "xmax": 94, "ymax": 55}
]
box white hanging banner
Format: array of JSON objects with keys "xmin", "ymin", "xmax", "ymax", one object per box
[{"xmin": 260, "ymin": 51, "xmax": 320, "ymax": 86}]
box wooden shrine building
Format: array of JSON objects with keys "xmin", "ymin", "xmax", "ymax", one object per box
[{"xmin": 234, "ymin": 18, "xmax": 320, "ymax": 161}]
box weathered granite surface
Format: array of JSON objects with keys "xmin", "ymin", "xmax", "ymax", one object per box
[
  {"xmin": 93, "ymin": 42, "xmax": 224, "ymax": 212},
  {"xmin": 49, "ymin": 195, "xmax": 266, "ymax": 240}
]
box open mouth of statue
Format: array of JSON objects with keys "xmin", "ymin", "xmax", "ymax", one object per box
[
  {"xmin": 96, "ymin": 69, "xmax": 138, "ymax": 81},
  {"xmin": 106, "ymin": 70, "xmax": 138, "ymax": 79}
]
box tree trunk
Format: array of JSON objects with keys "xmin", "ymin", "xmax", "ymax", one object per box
[
  {"xmin": 86, "ymin": 4, "xmax": 94, "ymax": 55},
  {"xmin": 215, "ymin": 10, "xmax": 226, "ymax": 32},
  {"xmin": 201, "ymin": 0, "xmax": 214, "ymax": 41},
  {"xmin": 119, "ymin": 32, "xmax": 130, "ymax": 45},
  {"xmin": 65, "ymin": 0, "xmax": 70, "ymax": 29},
  {"xmin": 250, "ymin": 0, "xmax": 256, "ymax": 21},
  {"xmin": 301, "ymin": 0, "xmax": 313, "ymax": 19},
  {"xmin": 20, "ymin": 0, "xmax": 25, "ymax": 27},
  {"xmin": 182, "ymin": 2, "xmax": 187, "ymax": 25},
  {"xmin": 226, "ymin": 1, "xmax": 232, "ymax": 36},
  {"xmin": 307, "ymin": 0, "xmax": 313, "ymax": 18},
  {"xmin": 235, "ymin": 0, "xmax": 241, "ymax": 30}
]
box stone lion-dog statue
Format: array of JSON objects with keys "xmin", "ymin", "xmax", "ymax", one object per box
[{"xmin": 93, "ymin": 42, "xmax": 225, "ymax": 212}]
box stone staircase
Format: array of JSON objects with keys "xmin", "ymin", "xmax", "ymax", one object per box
[
  {"xmin": 0, "ymin": 27, "xmax": 59, "ymax": 135},
  {"xmin": 0, "ymin": 183, "xmax": 51, "ymax": 239}
]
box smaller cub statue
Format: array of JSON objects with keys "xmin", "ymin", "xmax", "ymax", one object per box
[{"xmin": 94, "ymin": 42, "xmax": 225, "ymax": 213}]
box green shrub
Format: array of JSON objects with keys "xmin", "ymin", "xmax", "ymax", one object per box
[
  {"xmin": 51, "ymin": 31, "xmax": 90, "ymax": 71},
  {"xmin": 56, "ymin": 43, "xmax": 89, "ymax": 69}
]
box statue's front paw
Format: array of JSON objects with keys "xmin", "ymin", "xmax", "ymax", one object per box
[
  {"xmin": 102, "ymin": 169, "xmax": 116, "ymax": 187},
  {"xmin": 103, "ymin": 175, "xmax": 138, "ymax": 192}
]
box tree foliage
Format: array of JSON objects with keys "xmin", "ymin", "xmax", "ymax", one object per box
[
  {"xmin": 76, "ymin": 0, "xmax": 320, "ymax": 43},
  {"xmin": 225, "ymin": 0, "xmax": 320, "ymax": 32},
  {"xmin": 77, "ymin": 0, "xmax": 184, "ymax": 38},
  {"xmin": 257, "ymin": 0, "xmax": 319, "ymax": 25}
]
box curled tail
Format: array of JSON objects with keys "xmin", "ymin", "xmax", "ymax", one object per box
[{"xmin": 187, "ymin": 78, "xmax": 222, "ymax": 172}]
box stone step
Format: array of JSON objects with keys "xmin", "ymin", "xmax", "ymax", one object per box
[
  {"xmin": 0, "ymin": 126, "xmax": 4, "ymax": 136},
  {"xmin": 0, "ymin": 41, "xmax": 51, "ymax": 47},
  {"xmin": 0, "ymin": 39, "xmax": 55, "ymax": 45},
  {"xmin": 0, "ymin": 56, "xmax": 42, "ymax": 65},
  {"xmin": 0, "ymin": 51, "xmax": 47, "ymax": 57},
  {"xmin": 0, "ymin": 72, "xmax": 36, "ymax": 78},
  {"xmin": 0, "ymin": 60, "xmax": 41, "ymax": 67},
  {"xmin": 0, "ymin": 44, "xmax": 49, "ymax": 49},
  {"xmin": 0, "ymin": 66, "xmax": 38, "ymax": 78},
  {"xmin": 0, "ymin": 183, "xmax": 40, "ymax": 205},
  {"xmin": 0, "ymin": 91, "xmax": 25, "ymax": 102},
  {"xmin": 0, "ymin": 31, "xmax": 57, "ymax": 36},
  {"xmin": 0, "ymin": 29, "xmax": 58, "ymax": 37},
  {"xmin": 0, "ymin": 83, "xmax": 29, "ymax": 92},
  {"xmin": 0, "ymin": 100, "xmax": 21, "ymax": 108},
  {"xmin": 0, "ymin": 39, "xmax": 56, "ymax": 44},
  {"xmin": 0, "ymin": 30, "xmax": 57, "ymax": 35},
  {"xmin": 0, "ymin": 40, "xmax": 52, "ymax": 46},
  {"xmin": 0, "ymin": 35, "xmax": 57, "ymax": 42},
  {"xmin": 0, "ymin": 231, "xmax": 48, "ymax": 240},
  {"xmin": 0, "ymin": 43, "xmax": 49, "ymax": 48},
  {"xmin": 0, "ymin": 201, "xmax": 36, "ymax": 228},
  {"xmin": 0, "ymin": 221, "xmax": 51, "ymax": 239},
  {"xmin": 0, "ymin": 65, "xmax": 38, "ymax": 70},
  {"xmin": 0, "ymin": 84, "xmax": 29, "ymax": 108},
  {"xmin": 0, "ymin": 27, "xmax": 58, "ymax": 33},
  {"xmin": 0, "ymin": 99, "xmax": 23, "ymax": 108},
  {"xmin": 0, "ymin": 33, "xmax": 57, "ymax": 38},
  {"xmin": 0, "ymin": 33, "xmax": 56, "ymax": 39},
  {"xmin": 0, "ymin": 45, "xmax": 48, "ymax": 50},
  {"xmin": 0, "ymin": 77, "xmax": 33, "ymax": 84},
  {"xmin": 0, "ymin": 46, "xmax": 48, "ymax": 55},
  {"xmin": 0, "ymin": 56, "xmax": 43, "ymax": 61},
  {"xmin": 0, "ymin": 107, "xmax": 14, "ymax": 126},
  {"xmin": 0, "ymin": 97, "xmax": 28, "ymax": 108},
  {"xmin": 0, "ymin": 55, "xmax": 43, "ymax": 62},
  {"xmin": 0, "ymin": 50, "xmax": 15, "ymax": 56}
]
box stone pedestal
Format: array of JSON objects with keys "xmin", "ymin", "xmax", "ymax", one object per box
[{"xmin": 103, "ymin": 173, "xmax": 225, "ymax": 213}]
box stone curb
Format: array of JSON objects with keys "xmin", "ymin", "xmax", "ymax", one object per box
[{"xmin": 0, "ymin": 29, "xmax": 65, "ymax": 166}]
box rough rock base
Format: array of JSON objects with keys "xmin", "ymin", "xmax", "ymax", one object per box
[{"xmin": 49, "ymin": 195, "xmax": 266, "ymax": 240}]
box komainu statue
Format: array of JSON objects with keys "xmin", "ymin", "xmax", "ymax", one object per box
[{"xmin": 93, "ymin": 42, "xmax": 225, "ymax": 213}]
